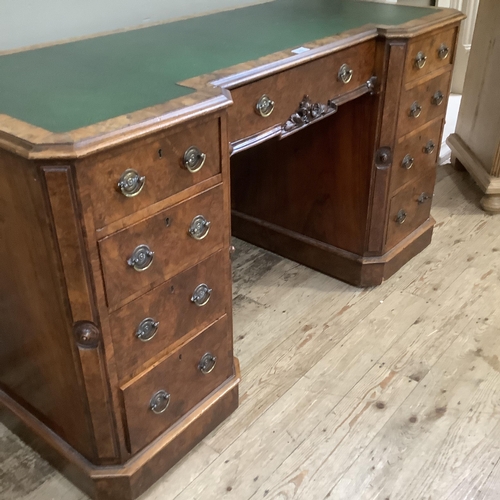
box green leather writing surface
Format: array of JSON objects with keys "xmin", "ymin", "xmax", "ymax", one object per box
[{"xmin": 0, "ymin": 0, "xmax": 435, "ymax": 132}]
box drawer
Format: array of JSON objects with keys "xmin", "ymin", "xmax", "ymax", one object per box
[
  {"xmin": 121, "ymin": 315, "xmax": 233, "ymax": 454},
  {"xmin": 405, "ymin": 27, "xmax": 456, "ymax": 84},
  {"xmin": 82, "ymin": 116, "xmax": 221, "ymax": 229},
  {"xmin": 386, "ymin": 170, "xmax": 436, "ymax": 250},
  {"xmin": 228, "ymin": 40, "xmax": 376, "ymax": 143},
  {"xmin": 391, "ymin": 118, "xmax": 443, "ymax": 193},
  {"xmin": 110, "ymin": 250, "xmax": 231, "ymax": 382},
  {"xmin": 99, "ymin": 183, "xmax": 226, "ymax": 310},
  {"xmin": 397, "ymin": 71, "xmax": 451, "ymax": 138}
]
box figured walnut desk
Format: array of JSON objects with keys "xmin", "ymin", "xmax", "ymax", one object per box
[{"xmin": 0, "ymin": 1, "xmax": 463, "ymax": 499}]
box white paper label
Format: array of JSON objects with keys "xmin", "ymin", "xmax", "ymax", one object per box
[{"xmin": 291, "ymin": 46, "xmax": 311, "ymax": 55}]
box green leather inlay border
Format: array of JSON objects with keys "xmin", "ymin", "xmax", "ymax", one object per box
[{"xmin": 0, "ymin": 0, "xmax": 436, "ymax": 132}]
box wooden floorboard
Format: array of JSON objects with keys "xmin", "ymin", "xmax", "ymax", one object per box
[{"xmin": 1, "ymin": 164, "xmax": 500, "ymax": 500}]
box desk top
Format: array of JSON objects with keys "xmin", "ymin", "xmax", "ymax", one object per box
[
  {"xmin": 0, "ymin": 0, "xmax": 436, "ymax": 134},
  {"xmin": 0, "ymin": 0, "xmax": 463, "ymax": 161}
]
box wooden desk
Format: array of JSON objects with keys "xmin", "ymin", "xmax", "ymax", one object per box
[{"xmin": 0, "ymin": 1, "xmax": 463, "ymax": 499}]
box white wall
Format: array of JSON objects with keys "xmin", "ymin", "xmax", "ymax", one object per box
[{"xmin": 0, "ymin": 0, "xmax": 270, "ymax": 52}]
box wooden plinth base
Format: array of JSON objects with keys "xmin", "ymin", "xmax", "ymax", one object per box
[
  {"xmin": 0, "ymin": 360, "xmax": 240, "ymax": 500},
  {"xmin": 232, "ymin": 211, "xmax": 434, "ymax": 287},
  {"xmin": 448, "ymin": 134, "xmax": 500, "ymax": 214}
]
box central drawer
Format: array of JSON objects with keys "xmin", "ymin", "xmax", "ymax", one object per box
[
  {"xmin": 99, "ymin": 183, "xmax": 226, "ymax": 310},
  {"xmin": 227, "ymin": 39, "xmax": 376, "ymax": 143},
  {"xmin": 121, "ymin": 315, "xmax": 233, "ymax": 454}
]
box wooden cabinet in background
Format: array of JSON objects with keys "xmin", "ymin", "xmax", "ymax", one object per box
[{"xmin": 447, "ymin": 0, "xmax": 500, "ymax": 213}]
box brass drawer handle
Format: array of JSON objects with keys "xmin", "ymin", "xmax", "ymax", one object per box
[
  {"xmin": 127, "ymin": 244, "xmax": 154, "ymax": 272},
  {"xmin": 423, "ymin": 140, "xmax": 436, "ymax": 155},
  {"xmin": 183, "ymin": 146, "xmax": 207, "ymax": 173},
  {"xmin": 432, "ymin": 91, "xmax": 444, "ymax": 106},
  {"xmin": 402, "ymin": 154, "xmax": 415, "ymax": 170},
  {"xmin": 199, "ymin": 353, "xmax": 217, "ymax": 375},
  {"xmin": 191, "ymin": 284, "xmax": 212, "ymax": 307},
  {"xmin": 150, "ymin": 390, "xmax": 170, "ymax": 414},
  {"xmin": 136, "ymin": 317, "xmax": 160, "ymax": 342},
  {"xmin": 117, "ymin": 169, "xmax": 146, "ymax": 198},
  {"xmin": 409, "ymin": 102, "xmax": 422, "ymax": 118},
  {"xmin": 418, "ymin": 192, "xmax": 432, "ymax": 204},
  {"xmin": 438, "ymin": 44, "xmax": 450, "ymax": 60},
  {"xmin": 415, "ymin": 51, "xmax": 427, "ymax": 69},
  {"xmin": 188, "ymin": 215, "xmax": 211, "ymax": 240},
  {"xmin": 256, "ymin": 94, "xmax": 275, "ymax": 117},
  {"xmin": 395, "ymin": 209, "xmax": 407, "ymax": 225},
  {"xmin": 338, "ymin": 64, "xmax": 353, "ymax": 84}
]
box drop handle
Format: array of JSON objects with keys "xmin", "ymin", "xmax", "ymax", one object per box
[
  {"xmin": 432, "ymin": 91, "xmax": 444, "ymax": 106},
  {"xmin": 117, "ymin": 169, "xmax": 146, "ymax": 197},
  {"xmin": 127, "ymin": 244, "xmax": 154, "ymax": 272},
  {"xmin": 150, "ymin": 390, "xmax": 170, "ymax": 414},
  {"xmin": 423, "ymin": 140, "xmax": 436, "ymax": 155},
  {"xmin": 409, "ymin": 102, "xmax": 422, "ymax": 119},
  {"xmin": 395, "ymin": 209, "xmax": 407, "ymax": 225},
  {"xmin": 256, "ymin": 94, "xmax": 275, "ymax": 117},
  {"xmin": 438, "ymin": 44, "xmax": 450, "ymax": 60},
  {"xmin": 188, "ymin": 215, "xmax": 211, "ymax": 240},
  {"xmin": 191, "ymin": 283, "xmax": 212, "ymax": 307},
  {"xmin": 402, "ymin": 154, "xmax": 415, "ymax": 170},
  {"xmin": 338, "ymin": 64, "xmax": 353, "ymax": 84},
  {"xmin": 183, "ymin": 146, "xmax": 206, "ymax": 173},
  {"xmin": 415, "ymin": 51, "xmax": 427, "ymax": 69},
  {"xmin": 136, "ymin": 317, "xmax": 160, "ymax": 342},
  {"xmin": 418, "ymin": 193, "xmax": 432, "ymax": 204},
  {"xmin": 199, "ymin": 353, "xmax": 217, "ymax": 374}
]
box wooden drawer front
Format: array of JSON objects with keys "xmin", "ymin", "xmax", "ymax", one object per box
[
  {"xmin": 397, "ymin": 71, "xmax": 451, "ymax": 138},
  {"xmin": 86, "ymin": 117, "xmax": 221, "ymax": 229},
  {"xmin": 110, "ymin": 250, "xmax": 230, "ymax": 382},
  {"xmin": 121, "ymin": 315, "xmax": 233, "ymax": 454},
  {"xmin": 99, "ymin": 184, "xmax": 226, "ymax": 310},
  {"xmin": 405, "ymin": 27, "xmax": 456, "ymax": 83},
  {"xmin": 228, "ymin": 40, "xmax": 376, "ymax": 143},
  {"xmin": 391, "ymin": 118, "xmax": 443, "ymax": 193},
  {"xmin": 386, "ymin": 170, "xmax": 436, "ymax": 249}
]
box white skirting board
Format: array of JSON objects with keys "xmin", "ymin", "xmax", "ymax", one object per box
[{"xmin": 439, "ymin": 94, "xmax": 462, "ymax": 165}]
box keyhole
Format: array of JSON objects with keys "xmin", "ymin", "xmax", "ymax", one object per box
[
  {"xmin": 165, "ymin": 218, "xmax": 171, "ymax": 227},
  {"xmin": 158, "ymin": 149, "xmax": 163, "ymax": 158}
]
